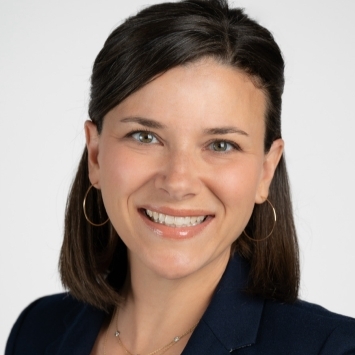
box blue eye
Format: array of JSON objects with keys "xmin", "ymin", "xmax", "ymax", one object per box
[
  {"xmin": 131, "ymin": 131, "xmax": 159, "ymax": 144},
  {"xmin": 210, "ymin": 141, "xmax": 234, "ymax": 152}
]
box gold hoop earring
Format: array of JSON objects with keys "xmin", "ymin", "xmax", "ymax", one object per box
[
  {"xmin": 243, "ymin": 198, "xmax": 276, "ymax": 242},
  {"xmin": 83, "ymin": 185, "xmax": 109, "ymax": 227}
]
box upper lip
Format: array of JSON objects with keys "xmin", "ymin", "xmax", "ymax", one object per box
[{"xmin": 139, "ymin": 205, "xmax": 214, "ymax": 217}]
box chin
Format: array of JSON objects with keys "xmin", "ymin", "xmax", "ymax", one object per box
[{"xmin": 144, "ymin": 252, "xmax": 204, "ymax": 280}]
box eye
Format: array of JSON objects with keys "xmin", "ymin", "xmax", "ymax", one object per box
[
  {"xmin": 209, "ymin": 140, "xmax": 236, "ymax": 152},
  {"xmin": 131, "ymin": 131, "xmax": 159, "ymax": 144}
]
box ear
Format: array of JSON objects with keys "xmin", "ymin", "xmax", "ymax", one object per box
[
  {"xmin": 84, "ymin": 120, "xmax": 101, "ymax": 189},
  {"xmin": 255, "ymin": 138, "xmax": 284, "ymax": 204}
]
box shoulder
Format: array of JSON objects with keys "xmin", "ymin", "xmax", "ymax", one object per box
[
  {"xmin": 205, "ymin": 254, "xmax": 355, "ymax": 354},
  {"xmin": 7, "ymin": 293, "xmax": 83, "ymax": 335},
  {"xmin": 14, "ymin": 292, "xmax": 83, "ymax": 319},
  {"xmin": 260, "ymin": 298, "xmax": 355, "ymax": 353},
  {"xmin": 5, "ymin": 293, "xmax": 103, "ymax": 355}
]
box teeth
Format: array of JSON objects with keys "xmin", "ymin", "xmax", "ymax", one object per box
[
  {"xmin": 197, "ymin": 216, "xmax": 204, "ymax": 223},
  {"xmin": 165, "ymin": 215, "xmax": 175, "ymax": 225},
  {"xmin": 175, "ymin": 217, "xmax": 184, "ymax": 227},
  {"xmin": 153, "ymin": 211, "xmax": 159, "ymax": 222},
  {"xmin": 183, "ymin": 217, "xmax": 190, "ymax": 225},
  {"xmin": 145, "ymin": 209, "xmax": 207, "ymax": 227}
]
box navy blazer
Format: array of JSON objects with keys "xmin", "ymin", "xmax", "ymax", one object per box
[{"xmin": 6, "ymin": 255, "xmax": 355, "ymax": 354}]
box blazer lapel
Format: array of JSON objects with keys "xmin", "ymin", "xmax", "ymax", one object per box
[{"xmin": 182, "ymin": 255, "xmax": 264, "ymax": 354}]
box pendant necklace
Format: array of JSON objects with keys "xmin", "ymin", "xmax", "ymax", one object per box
[{"xmin": 103, "ymin": 309, "xmax": 198, "ymax": 355}]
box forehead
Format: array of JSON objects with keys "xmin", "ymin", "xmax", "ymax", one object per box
[{"xmin": 106, "ymin": 59, "xmax": 267, "ymax": 131}]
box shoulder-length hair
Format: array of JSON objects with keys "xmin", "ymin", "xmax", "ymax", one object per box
[{"xmin": 60, "ymin": 0, "xmax": 299, "ymax": 311}]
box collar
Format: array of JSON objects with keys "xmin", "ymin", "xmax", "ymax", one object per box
[{"xmin": 182, "ymin": 254, "xmax": 264, "ymax": 354}]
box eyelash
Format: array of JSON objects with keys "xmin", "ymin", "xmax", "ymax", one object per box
[{"xmin": 125, "ymin": 129, "xmax": 242, "ymax": 152}]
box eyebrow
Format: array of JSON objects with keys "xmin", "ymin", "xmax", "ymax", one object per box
[
  {"xmin": 203, "ymin": 127, "xmax": 249, "ymax": 136},
  {"xmin": 120, "ymin": 116, "xmax": 167, "ymax": 129}
]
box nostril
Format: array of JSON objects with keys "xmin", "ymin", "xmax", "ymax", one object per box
[{"xmin": 153, "ymin": 161, "xmax": 202, "ymax": 200}]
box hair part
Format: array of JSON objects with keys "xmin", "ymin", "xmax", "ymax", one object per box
[{"xmin": 60, "ymin": 0, "xmax": 299, "ymax": 311}]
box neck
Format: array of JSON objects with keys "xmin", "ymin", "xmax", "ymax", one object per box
[{"xmin": 113, "ymin": 251, "xmax": 230, "ymax": 354}]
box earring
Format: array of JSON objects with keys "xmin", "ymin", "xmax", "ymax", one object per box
[
  {"xmin": 83, "ymin": 185, "xmax": 109, "ymax": 227},
  {"xmin": 243, "ymin": 198, "xmax": 276, "ymax": 242}
]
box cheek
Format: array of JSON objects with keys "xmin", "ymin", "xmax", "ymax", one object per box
[
  {"xmin": 98, "ymin": 148, "xmax": 141, "ymax": 211},
  {"xmin": 98, "ymin": 146, "xmax": 161, "ymax": 220},
  {"xmin": 98, "ymin": 149, "xmax": 144, "ymax": 241},
  {"xmin": 100, "ymin": 144, "xmax": 150, "ymax": 187},
  {"xmin": 213, "ymin": 160, "xmax": 263, "ymax": 213}
]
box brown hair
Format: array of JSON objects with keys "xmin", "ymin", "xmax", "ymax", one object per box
[{"xmin": 60, "ymin": 0, "xmax": 299, "ymax": 311}]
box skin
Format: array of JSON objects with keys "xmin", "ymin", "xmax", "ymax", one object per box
[{"xmin": 86, "ymin": 59, "xmax": 283, "ymax": 355}]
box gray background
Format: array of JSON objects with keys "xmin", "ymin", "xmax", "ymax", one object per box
[{"xmin": 1, "ymin": 0, "xmax": 355, "ymax": 350}]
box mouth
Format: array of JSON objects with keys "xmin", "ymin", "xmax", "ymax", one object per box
[{"xmin": 143, "ymin": 208, "xmax": 208, "ymax": 227}]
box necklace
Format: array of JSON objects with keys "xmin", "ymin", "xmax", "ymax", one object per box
[{"xmin": 103, "ymin": 309, "xmax": 198, "ymax": 355}]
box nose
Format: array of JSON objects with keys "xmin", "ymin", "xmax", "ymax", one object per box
[{"xmin": 154, "ymin": 150, "xmax": 202, "ymax": 200}]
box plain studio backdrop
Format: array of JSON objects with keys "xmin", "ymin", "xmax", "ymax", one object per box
[{"xmin": 1, "ymin": 0, "xmax": 355, "ymax": 350}]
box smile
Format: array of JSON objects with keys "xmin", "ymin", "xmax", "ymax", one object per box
[{"xmin": 145, "ymin": 209, "xmax": 207, "ymax": 227}]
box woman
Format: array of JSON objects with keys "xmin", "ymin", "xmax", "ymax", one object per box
[{"xmin": 6, "ymin": 0, "xmax": 355, "ymax": 354}]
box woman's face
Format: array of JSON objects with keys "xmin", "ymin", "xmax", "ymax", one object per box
[{"xmin": 86, "ymin": 59, "xmax": 283, "ymax": 280}]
